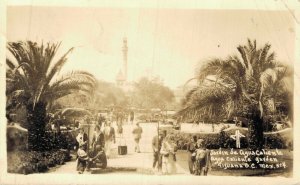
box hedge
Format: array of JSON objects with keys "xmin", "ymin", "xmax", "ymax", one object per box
[{"xmin": 172, "ymin": 131, "xmax": 290, "ymax": 150}]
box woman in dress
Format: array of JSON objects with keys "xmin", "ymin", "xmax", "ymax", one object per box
[{"xmin": 160, "ymin": 134, "xmax": 177, "ymax": 175}]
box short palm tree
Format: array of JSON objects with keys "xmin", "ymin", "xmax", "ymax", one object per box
[
  {"xmin": 6, "ymin": 41, "xmax": 96, "ymax": 151},
  {"xmin": 179, "ymin": 39, "xmax": 291, "ymax": 149}
]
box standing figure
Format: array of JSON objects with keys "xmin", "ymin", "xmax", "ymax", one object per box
[
  {"xmin": 130, "ymin": 111, "xmax": 134, "ymax": 124},
  {"xmin": 132, "ymin": 122, "xmax": 143, "ymax": 153},
  {"xmin": 103, "ymin": 121, "xmax": 116, "ymax": 158},
  {"xmin": 117, "ymin": 122, "xmax": 123, "ymax": 138},
  {"xmin": 61, "ymin": 116, "xmax": 68, "ymax": 126},
  {"xmin": 76, "ymin": 126, "xmax": 88, "ymax": 173},
  {"xmin": 187, "ymin": 135, "xmax": 197, "ymax": 174},
  {"xmin": 152, "ymin": 130, "xmax": 166, "ymax": 173},
  {"xmin": 85, "ymin": 116, "xmax": 91, "ymax": 125},
  {"xmin": 52, "ymin": 115, "xmax": 61, "ymax": 133},
  {"xmin": 76, "ymin": 126, "xmax": 88, "ymax": 151},
  {"xmin": 97, "ymin": 114, "xmax": 106, "ymax": 128},
  {"xmin": 91, "ymin": 125, "xmax": 105, "ymax": 155},
  {"xmin": 193, "ymin": 139, "xmax": 212, "ymax": 176},
  {"xmin": 160, "ymin": 135, "xmax": 177, "ymax": 175}
]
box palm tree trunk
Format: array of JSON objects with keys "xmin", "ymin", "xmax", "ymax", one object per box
[
  {"xmin": 247, "ymin": 106, "xmax": 264, "ymax": 168},
  {"xmin": 248, "ymin": 107, "xmax": 264, "ymax": 150},
  {"xmin": 26, "ymin": 102, "xmax": 47, "ymax": 151}
]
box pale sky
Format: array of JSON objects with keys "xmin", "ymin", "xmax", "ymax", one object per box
[{"xmin": 7, "ymin": 7, "xmax": 295, "ymax": 89}]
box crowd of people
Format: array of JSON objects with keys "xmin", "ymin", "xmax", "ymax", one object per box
[
  {"xmin": 73, "ymin": 110, "xmax": 135, "ymax": 174},
  {"xmin": 75, "ymin": 119, "xmax": 143, "ymax": 174},
  {"xmin": 151, "ymin": 131, "xmax": 211, "ymax": 175},
  {"xmin": 76, "ymin": 122, "xmax": 114, "ymax": 174},
  {"xmin": 47, "ymin": 110, "xmax": 212, "ymax": 175}
]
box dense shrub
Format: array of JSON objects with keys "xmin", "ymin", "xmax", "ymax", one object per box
[
  {"xmin": 41, "ymin": 131, "xmax": 77, "ymax": 151},
  {"xmin": 7, "ymin": 127, "xmax": 77, "ymax": 152},
  {"xmin": 8, "ymin": 150, "xmax": 71, "ymax": 175},
  {"xmin": 264, "ymin": 134, "xmax": 289, "ymax": 149},
  {"xmin": 172, "ymin": 131, "xmax": 288, "ymax": 150}
]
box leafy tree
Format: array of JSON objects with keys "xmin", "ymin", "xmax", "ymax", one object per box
[
  {"xmin": 6, "ymin": 41, "xmax": 96, "ymax": 151},
  {"xmin": 178, "ymin": 39, "xmax": 292, "ymax": 149},
  {"xmin": 131, "ymin": 77, "xmax": 175, "ymax": 110},
  {"xmin": 52, "ymin": 93, "xmax": 92, "ymax": 112},
  {"xmin": 95, "ymin": 80, "xmax": 129, "ymax": 108}
]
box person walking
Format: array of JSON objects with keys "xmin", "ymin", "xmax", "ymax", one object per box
[
  {"xmin": 132, "ymin": 122, "xmax": 143, "ymax": 153},
  {"xmin": 103, "ymin": 121, "xmax": 116, "ymax": 158}
]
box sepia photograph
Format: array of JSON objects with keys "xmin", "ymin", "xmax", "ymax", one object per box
[{"xmin": 1, "ymin": 0, "xmax": 299, "ymax": 184}]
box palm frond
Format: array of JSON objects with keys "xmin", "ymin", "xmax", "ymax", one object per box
[
  {"xmin": 6, "ymin": 41, "xmax": 93, "ymax": 112},
  {"xmin": 178, "ymin": 84, "xmax": 235, "ymax": 121},
  {"xmin": 259, "ymin": 43, "xmax": 271, "ymax": 65},
  {"xmin": 45, "ymin": 46, "xmax": 74, "ymax": 86},
  {"xmin": 7, "ymin": 42, "xmax": 31, "ymax": 66},
  {"xmin": 260, "ymin": 66, "xmax": 286, "ymax": 90},
  {"xmin": 6, "ymin": 58, "xmax": 16, "ymax": 69},
  {"xmin": 197, "ymin": 58, "xmax": 224, "ymax": 82},
  {"xmin": 49, "ymin": 71, "xmax": 96, "ymax": 90}
]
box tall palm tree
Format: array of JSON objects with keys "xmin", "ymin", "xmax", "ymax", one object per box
[
  {"xmin": 179, "ymin": 39, "xmax": 291, "ymax": 149},
  {"xmin": 6, "ymin": 41, "xmax": 96, "ymax": 151}
]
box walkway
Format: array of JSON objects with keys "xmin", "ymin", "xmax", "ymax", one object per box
[{"xmin": 49, "ymin": 122, "xmax": 189, "ymax": 175}]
